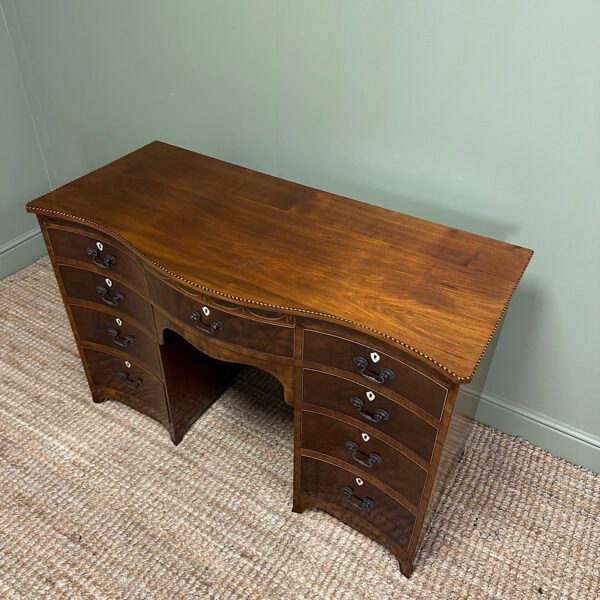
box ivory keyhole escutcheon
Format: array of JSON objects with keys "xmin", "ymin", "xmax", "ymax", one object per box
[
  {"xmin": 202, "ymin": 306, "xmax": 210, "ymax": 317},
  {"xmin": 370, "ymin": 351, "xmax": 380, "ymax": 363},
  {"xmin": 362, "ymin": 432, "xmax": 370, "ymax": 442},
  {"xmin": 356, "ymin": 477, "xmax": 364, "ymax": 486},
  {"xmin": 96, "ymin": 241, "xmax": 103, "ymax": 251},
  {"xmin": 116, "ymin": 318, "xmax": 123, "ymax": 327},
  {"xmin": 124, "ymin": 361, "xmax": 131, "ymax": 369},
  {"xmin": 366, "ymin": 390, "xmax": 375, "ymax": 401},
  {"xmin": 105, "ymin": 278, "xmax": 112, "ymax": 287}
]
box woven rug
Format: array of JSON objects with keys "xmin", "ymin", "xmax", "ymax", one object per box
[{"xmin": 0, "ymin": 257, "xmax": 598, "ymax": 599}]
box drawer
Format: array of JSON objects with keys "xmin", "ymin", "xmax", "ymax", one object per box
[
  {"xmin": 301, "ymin": 411, "xmax": 427, "ymax": 508},
  {"xmin": 58, "ymin": 264, "xmax": 153, "ymax": 331},
  {"xmin": 146, "ymin": 272, "xmax": 294, "ymax": 357},
  {"xmin": 47, "ymin": 226, "xmax": 144, "ymax": 289},
  {"xmin": 300, "ymin": 456, "xmax": 416, "ymax": 551},
  {"xmin": 303, "ymin": 330, "xmax": 448, "ymax": 420},
  {"xmin": 303, "ymin": 370, "xmax": 437, "ymax": 463},
  {"xmin": 70, "ymin": 304, "xmax": 160, "ymax": 374},
  {"xmin": 83, "ymin": 347, "xmax": 169, "ymax": 428}
]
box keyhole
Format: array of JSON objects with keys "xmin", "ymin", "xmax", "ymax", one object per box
[
  {"xmin": 370, "ymin": 351, "xmax": 380, "ymax": 363},
  {"xmin": 96, "ymin": 241, "xmax": 103, "ymax": 251}
]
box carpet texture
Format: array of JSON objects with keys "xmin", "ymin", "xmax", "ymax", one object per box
[{"xmin": 0, "ymin": 257, "xmax": 598, "ymax": 599}]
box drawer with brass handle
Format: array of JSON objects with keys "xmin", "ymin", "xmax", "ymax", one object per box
[
  {"xmin": 301, "ymin": 410, "xmax": 427, "ymax": 508},
  {"xmin": 146, "ymin": 270, "xmax": 294, "ymax": 357},
  {"xmin": 300, "ymin": 456, "xmax": 416, "ymax": 552},
  {"xmin": 302, "ymin": 369, "xmax": 438, "ymax": 463},
  {"xmin": 82, "ymin": 347, "xmax": 169, "ymax": 429},
  {"xmin": 303, "ymin": 330, "xmax": 449, "ymax": 420},
  {"xmin": 47, "ymin": 226, "xmax": 144, "ymax": 288},
  {"xmin": 58, "ymin": 264, "xmax": 153, "ymax": 331},
  {"xmin": 70, "ymin": 304, "xmax": 161, "ymax": 374}
]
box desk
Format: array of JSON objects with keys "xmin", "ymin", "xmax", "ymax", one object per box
[{"xmin": 26, "ymin": 141, "xmax": 532, "ymax": 576}]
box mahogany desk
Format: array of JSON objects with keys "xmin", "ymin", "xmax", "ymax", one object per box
[{"xmin": 26, "ymin": 141, "xmax": 532, "ymax": 576}]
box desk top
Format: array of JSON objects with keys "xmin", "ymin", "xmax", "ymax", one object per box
[{"xmin": 27, "ymin": 141, "xmax": 532, "ymax": 382}]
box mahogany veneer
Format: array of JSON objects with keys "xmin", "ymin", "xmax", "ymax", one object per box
[
  {"xmin": 301, "ymin": 410, "xmax": 427, "ymax": 508},
  {"xmin": 302, "ymin": 369, "xmax": 438, "ymax": 463},
  {"xmin": 300, "ymin": 456, "xmax": 417, "ymax": 552},
  {"xmin": 303, "ymin": 329, "xmax": 449, "ymax": 420},
  {"xmin": 69, "ymin": 304, "xmax": 161, "ymax": 373},
  {"xmin": 47, "ymin": 226, "xmax": 145, "ymax": 288},
  {"xmin": 83, "ymin": 347, "xmax": 170, "ymax": 428},
  {"xmin": 26, "ymin": 141, "xmax": 532, "ymax": 577},
  {"xmin": 59, "ymin": 264, "xmax": 154, "ymax": 330}
]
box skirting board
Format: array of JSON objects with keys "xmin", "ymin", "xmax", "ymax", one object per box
[
  {"xmin": 0, "ymin": 227, "xmax": 47, "ymax": 279},
  {"xmin": 457, "ymin": 386, "xmax": 600, "ymax": 473}
]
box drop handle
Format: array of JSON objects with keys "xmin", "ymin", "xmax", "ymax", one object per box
[
  {"xmin": 96, "ymin": 286, "xmax": 124, "ymax": 307},
  {"xmin": 189, "ymin": 310, "xmax": 223, "ymax": 336},
  {"xmin": 350, "ymin": 397, "xmax": 390, "ymax": 424},
  {"xmin": 107, "ymin": 328, "xmax": 134, "ymax": 348},
  {"xmin": 353, "ymin": 355, "xmax": 395, "ymax": 385},
  {"xmin": 341, "ymin": 486, "xmax": 375, "ymax": 511},
  {"xmin": 86, "ymin": 247, "xmax": 116, "ymax": 269},
  {"xmin": 117, "ymin": 371, "xmax": 143, "ymax": 389},
  {"xmin": 345, "ymin": 441, "xmax": 382, "ymax": 469}
]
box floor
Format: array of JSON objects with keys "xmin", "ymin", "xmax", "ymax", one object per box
[{"xmin": 0, "ymin": 258, "xmax": 598, "ymax": 599}]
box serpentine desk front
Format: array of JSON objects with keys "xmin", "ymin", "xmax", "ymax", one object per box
[{"xmin": 26, "ymin": 141, "xmax": 532, "ymax": 576}]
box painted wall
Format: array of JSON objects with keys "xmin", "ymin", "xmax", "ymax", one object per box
[
  {"xmin": 0, "ymin": 2, "xmax": 50, "ymax": 276},
  {"xmin": 2, "ymin": 1, "xmax": 598, "ymax": 470}
]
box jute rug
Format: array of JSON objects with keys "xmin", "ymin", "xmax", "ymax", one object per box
[{"xmin": 0, "ymin": 258, "xmax": 598, "ymax": 599}]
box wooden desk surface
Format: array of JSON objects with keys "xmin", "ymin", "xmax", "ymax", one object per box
[{"xmin": 27, "ymin": 141, "xmax": 532, "ymax": 382}]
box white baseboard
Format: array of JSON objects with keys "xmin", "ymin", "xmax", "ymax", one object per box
[
  {"xmin": 0, "ymin": 227, "xmax": 47, "ymax": 279},
  {"xmin": 458, "ymin": 386, "xmax": 600, "ymax": 473}
]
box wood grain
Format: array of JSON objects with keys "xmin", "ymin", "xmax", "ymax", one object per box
[
  {"xmin": 299, "ymin": 455, "xmax": 417, "ymax": 552},
  {"xmin": 69, "ymin": 303, "xmax": 161, "ymax": 374},
  {"xmin": 301, "ymin": 410, "xmax": 427, "ymax": 508},
  {"xmin": 302, "ymin": 369, "xmax": 438, "ymax": 464},
  {"xmin": 26, "ymin": 141, "xmax": 532, "ymax": 381},
  {"xmin": 303, "ymin": 329, "xmax": 449, "ymax": 420}
]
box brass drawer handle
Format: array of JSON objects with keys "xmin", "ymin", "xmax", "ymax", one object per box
[
  {"xmin": 117, "ymin": 371, "xmax": 143, "ymax": 389},
  {"xmin": 353, "ymin": 355, "xmax": 395, "ymax": 385},
  {"xmin": 189, "ymin": 310, "xmax": 223, "ymax": 336},
  {"xmin": 345, "ymin": 441, "xmax": 382, "ymax": 469},
  {"xmin": 350, "ymin": 397, "xmax": 390, "ymax": 424},
  {"xmin": 96, "ymin": 286, "xmax": 124, "ymax": 307},
  {"xmin": 107, "ymin": 327, "xmax": 134, "ymax": 348},
  {"xmin": 341, "ymin": 486, "xmax": 375, "ymax": 511},
  {"xmin": 86, "ymin": 247, "xmax": 116, "ymax": 269}
]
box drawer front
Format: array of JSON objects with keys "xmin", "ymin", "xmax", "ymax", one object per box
[
  {"xmin": 301, "ymin": 411, "xmax": 427, "ymax": 508},
  {"xmin": 83, "ymin": 347, "xmax": 169, "ymax": 427},
  {"xmin": 70, "ymin": 304, "xmax": 160, "ymax": 374},
  {"xmin": 303, "ymin": 370, "xmax": 437, "ymax": 463},
  {"xmin": 147, "ymin": 272, "xmax": 294, "ymax": 357},
  {"xmin": 47, "ymin": 226, "xmax": 144, "ymax": 289},
  {"xmin": 58, "ymin": 264, "xmax": 153, "ymax": 331},
  {"xmin": 300, "ymin": 456, "xmax": 416, "ymax": 551},
  {"xmin": 303, "ymin": 330, "xmax": 448, "ymax": 420}
]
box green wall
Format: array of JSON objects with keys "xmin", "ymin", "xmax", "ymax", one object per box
[
  {"xmin": 0, "ymin": 2, "xmax": 49, "ymax": 275},
  {"xmin": 2, "ymin": 1, "xmax": 598, "ymax": 470}
]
